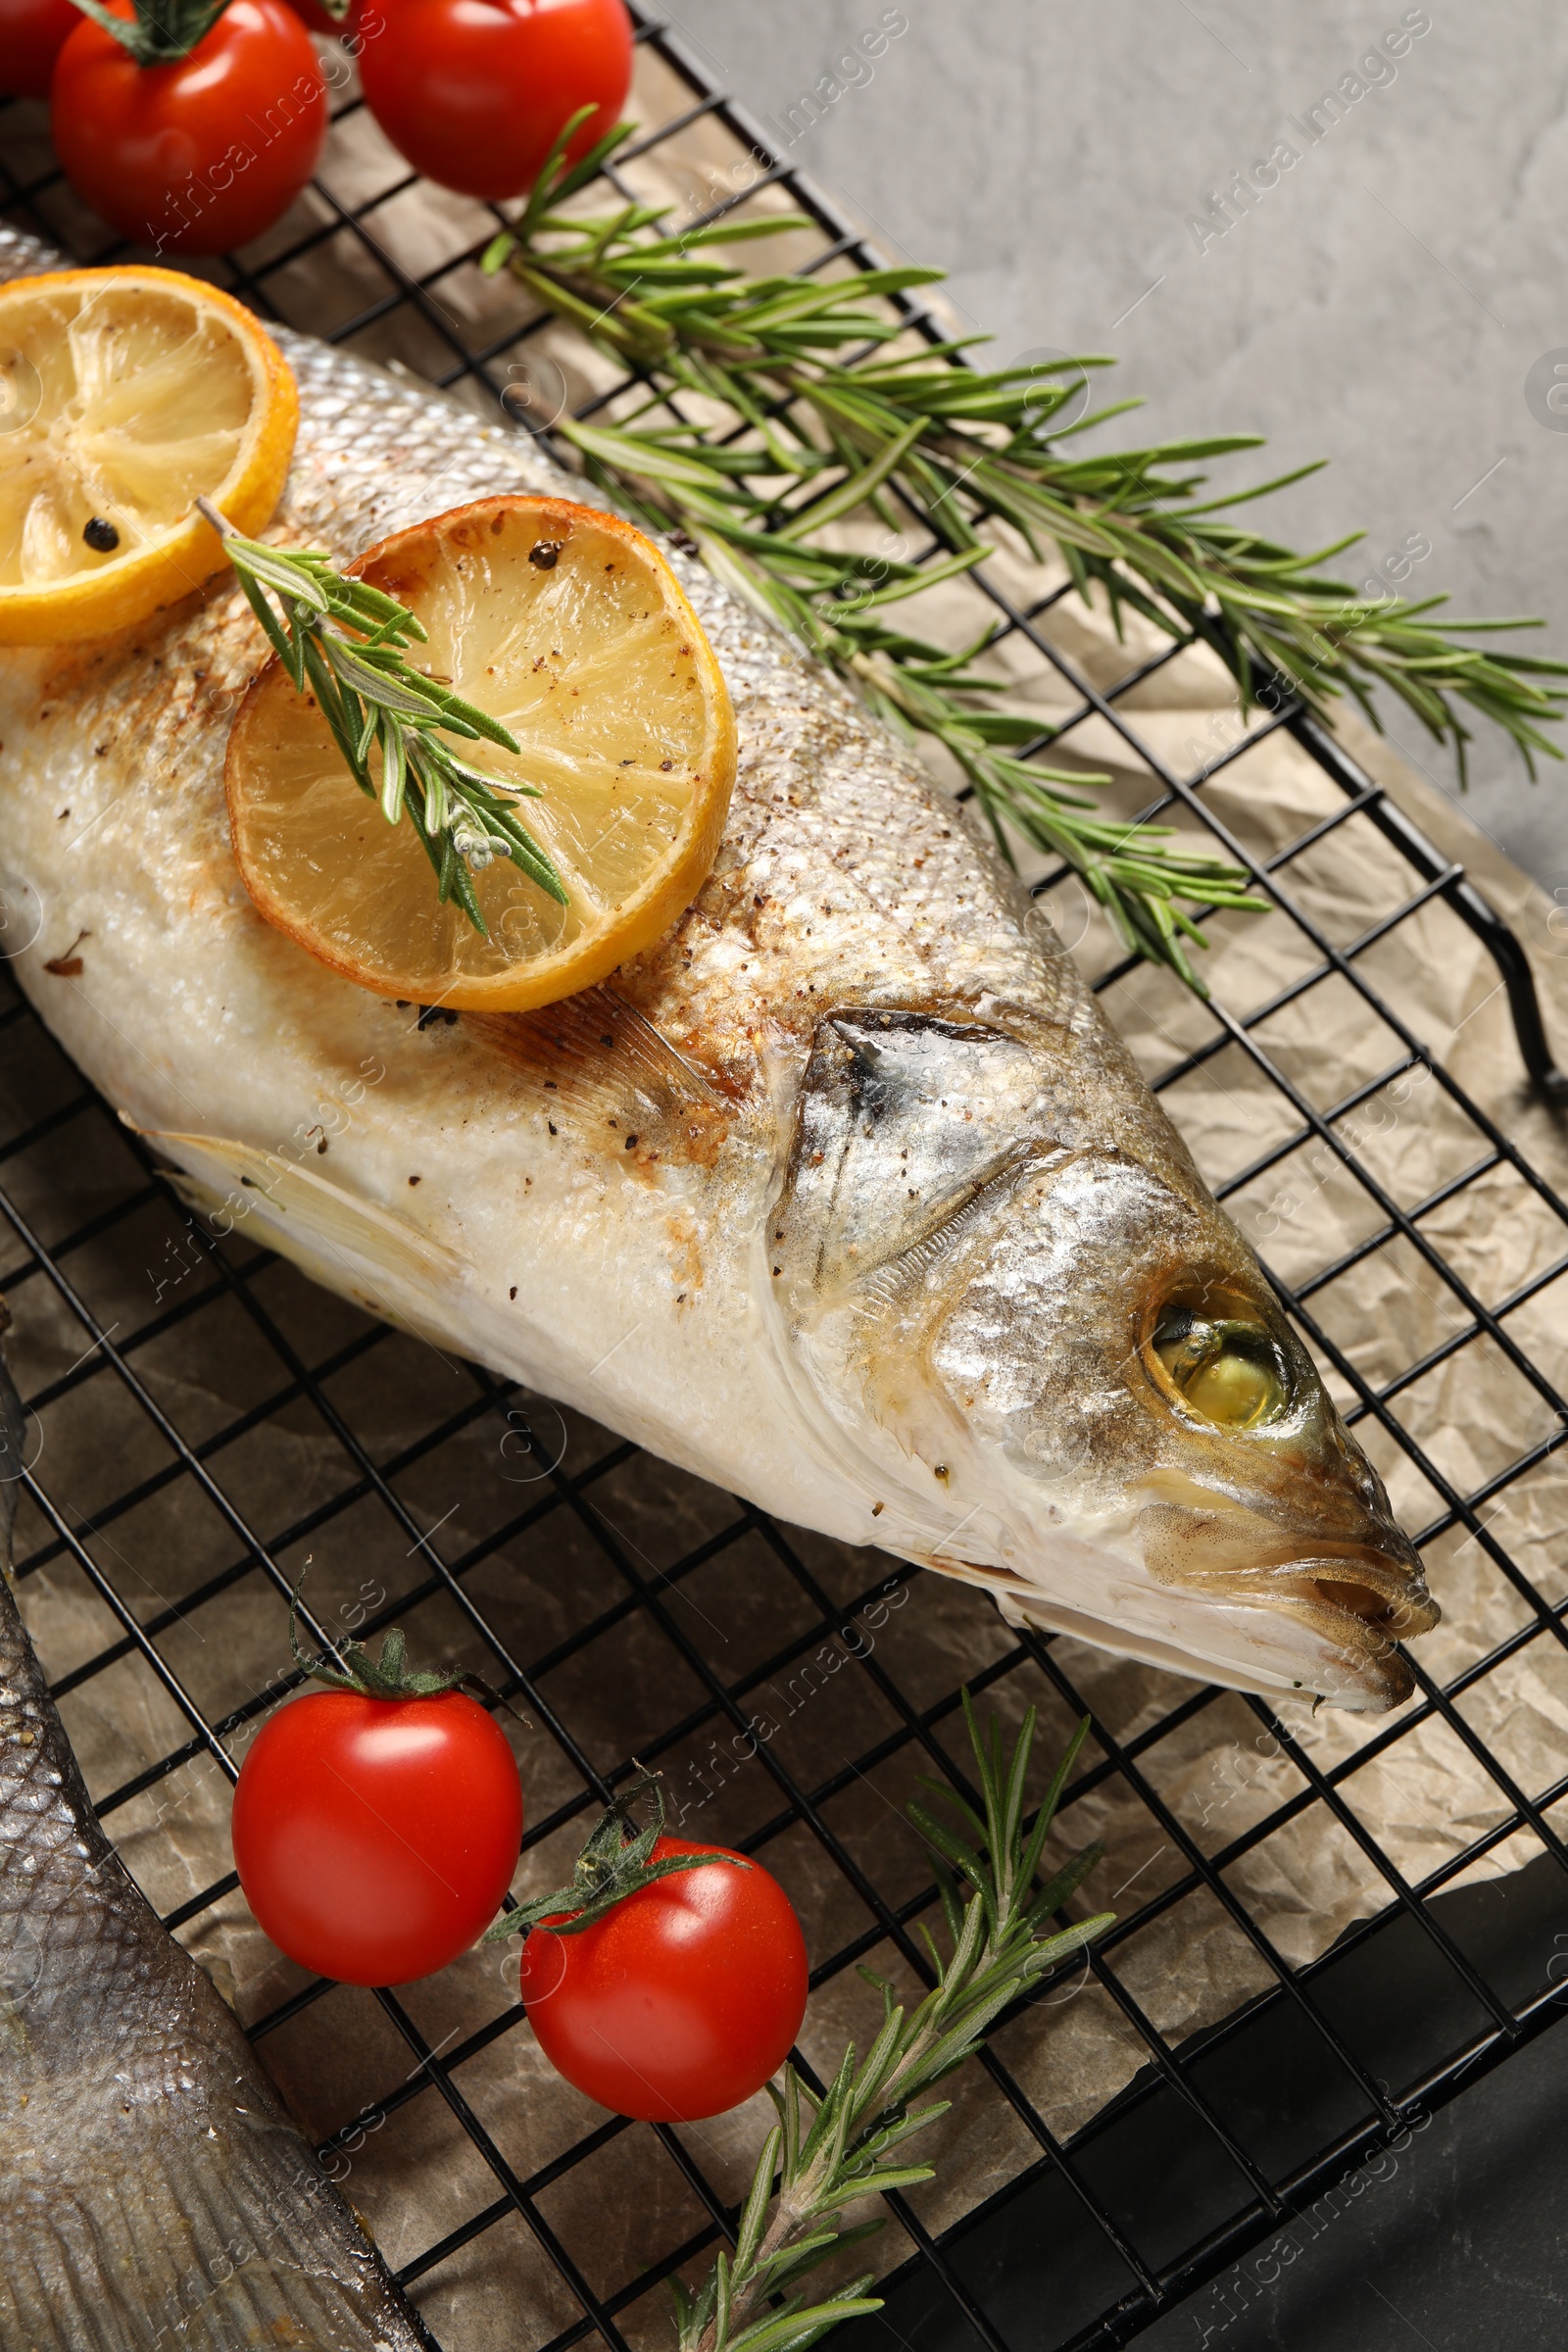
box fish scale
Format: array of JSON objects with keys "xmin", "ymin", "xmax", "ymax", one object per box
[
  {"xmin": 0, "ymin": 221, "xmax": 1436, "ymax": 1740},
  {"xmin": 0, "ymin": 1342, "xmax": 426, "ymax": 2349}
]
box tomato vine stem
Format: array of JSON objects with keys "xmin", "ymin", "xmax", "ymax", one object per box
[
  {"xmin": 66, "ymin": 0, "xmax": 236, "ymax": 66},
  {"xmin": 482, "ymin": 1768, "xmax": 745, "ymax": 1941}
]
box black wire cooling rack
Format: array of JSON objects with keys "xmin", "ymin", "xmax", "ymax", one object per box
[{"xmin": 8, "ymin": 13, "xmax": 1568, "ymax": 2350}]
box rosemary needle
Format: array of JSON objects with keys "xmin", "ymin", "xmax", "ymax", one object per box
[
  {"xmin": 197, "ymin": 496, "xmax": 566, "ymax": 939},
  {"xmin": 485, "ymin": 112, "xmax": 1568, "ymax": 993},
  {"xmin": 667, "ymin": 1697, "xmax": 1111, "ymax": 2352}
]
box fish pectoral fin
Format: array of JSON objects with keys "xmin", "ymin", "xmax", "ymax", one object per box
[
  {"xmin": 850, "ymin": 1140, "xmax": 1072, "ymax": 1307},
  {"xmin": 132, "ymin": 1124, "xmax": 464, "ymax": 1318},
  {"xmin": 466, "ymin": 982, "xmax": 739, "ymax": 1163}
]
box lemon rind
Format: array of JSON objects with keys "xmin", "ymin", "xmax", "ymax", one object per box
[
  {"xmin": 226, "ymin": 495, "xmax": 737, "ymax": 1013},
  {"xmin": 0, "ymin": 267, "xmax": 298, "ymax": 648}
]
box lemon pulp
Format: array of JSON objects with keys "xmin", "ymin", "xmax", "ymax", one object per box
[
  {"xmin": 0, "ymin": 266, "xmax": 297, "ymax": 645},
  {"xmin": 225, "ymin": 495, "xmax": 737, "ymax": 1010}
]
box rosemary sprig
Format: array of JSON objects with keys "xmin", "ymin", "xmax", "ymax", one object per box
[
  {"xmin": 198, "ymin": 498, "xmax": 565, "ymax": 937},
  {"xmin": 670, "ymin": 1696, "xmax": 1111, "ymax": 2352},
  {"xmin": 484, "ymin": 114, "xmax": 1568, "ymax": 990}
]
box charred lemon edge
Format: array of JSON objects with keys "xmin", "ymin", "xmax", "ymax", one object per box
[
  {"xmin": 0, "ymin": 266, "xmax": 298, "ymax": 648},
  {"xmin": 224, "ymin": 493, "xmax": 739, "ymax": 1014}
]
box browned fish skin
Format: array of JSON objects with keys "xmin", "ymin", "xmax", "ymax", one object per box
[
  {"xmin": 0, "ymin": 1364, "xmax": 426, "ymax": 2350},
  {"xmin": 0, "ymin": 226, "xmax": 1436, "ymax": 1713}
]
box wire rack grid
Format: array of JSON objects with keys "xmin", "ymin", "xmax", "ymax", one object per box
[{"xmin": 6, "ymin": 13, "xmax": 1568, "ymax": 2351}]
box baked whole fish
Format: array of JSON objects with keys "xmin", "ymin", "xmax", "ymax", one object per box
[
  {"xmin": 0, "ymin": 224, "xmax": 1437, "ymax": 1713},
  {"xmin": 0, "ymin": 1336, "xmax": 426, "ymax": 2349}
]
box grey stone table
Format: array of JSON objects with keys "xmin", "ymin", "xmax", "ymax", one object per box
[{"xmin": 667, "ymin": 0, "xmax": 1568, "ymax": 886}]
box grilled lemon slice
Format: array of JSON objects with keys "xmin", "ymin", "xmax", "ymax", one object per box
[
  {"xmin": 224, "ymin": 495, "xmax": 737, "ymax": 1012},
  {"xmin": 0, "ymin": 267, "xmax": 297, "ymax": 646}
]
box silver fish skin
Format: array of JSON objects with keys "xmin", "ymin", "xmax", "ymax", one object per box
[
  {"xmin": 0, "ymin": 1353, "xmax": 425, "ymax": 2349},
  {"xmin": 0, "ymin": 227, "xmax": 1436, "ymax": 1710}
]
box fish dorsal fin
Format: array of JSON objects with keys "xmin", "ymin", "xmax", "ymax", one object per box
[
  {"xmin": 133, "ymin": 1124, "xmax": 462, "ymax": 1329},
  {"xmin": 465, "ymin": 983, "xmax": 739, "ymax": 1164}
]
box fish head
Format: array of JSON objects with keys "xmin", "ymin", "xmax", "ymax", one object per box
[{"xmin": 772, "ymin": 1007, "xmax": 1437, "ymax": 1711}]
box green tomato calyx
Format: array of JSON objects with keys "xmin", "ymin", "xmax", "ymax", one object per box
[{"xmin": 482, "ymin": 1768, "xmax": 747, "ymax": 1945}]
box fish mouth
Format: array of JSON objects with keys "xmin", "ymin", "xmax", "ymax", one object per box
[
  {"xmin": 1202, "ymin": 1536, "xmax": 1437, "ymax": 1632},
  {"xmin": 1134, "ymin": 1498, "xmax": 1439, "ymax": 1707},
  {"xmin": 1282, "ymin": 1552, "xmax": 1440, "ymax": 1642},
  {"xmin": 912, "ymin": 1520, "xmax": 1438, "ymax": 1713},
  {"xmin": 1222, "ymin": 1551, "xmax": 1435, "ymax": 1707}
]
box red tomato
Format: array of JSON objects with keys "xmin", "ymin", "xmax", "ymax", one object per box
[
  {"xmin": 50, "ymin": 0, "xmax": 328, "ymax": 257},
  {"xmin": 0, "ymin": 0, "xmax": 79, "ymax": 97},
  {"xmin": 232, "ymin": 1689, "xmax": 523, "ymax": 1985},
  {"xmin": 359, "ymin": 0, "xmax": 632, "ymax": 203},
  {"xmin": 520, "ymin": 1836, "xmax": 808, "ymax": 2121},
  {"xmin": 284, "ymin": 0, "xmax": 354, "ymax": 33}
]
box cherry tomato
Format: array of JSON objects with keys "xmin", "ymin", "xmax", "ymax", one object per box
[
  {"xmin": 0, "ymin": 0, "xmax": 79, "ymax": 97},
  {"xmin": 359, "ymin": 0, "xmax": 632, "ymax": 203},
  {"xmin": 284, "ymin": 0, "xmax": 353, "ymax": 34},
  {"xmin": 50, "ymin": 0, "xmax": 328, "ymax": 257},
  {"xmin": 519, "ymin": 1836, "xmax": 808, "ymax": 2121},
  {"xmin": 232, "ymin": 1688, "xmax": 523, "ymax": 1985}
]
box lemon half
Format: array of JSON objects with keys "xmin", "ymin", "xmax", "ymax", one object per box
[
  {"xmin": 0, "ymin": 267, "xmax": 297, "ymax": 646},
  {"xmin": 224, "ymin": 495, "xmax": 738, "ymax": 1011}
]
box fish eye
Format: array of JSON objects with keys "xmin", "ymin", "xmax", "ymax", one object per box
[{"xmin": 1148, "ymin": 1302, "xmax": 1292, "ymax": 1432}]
